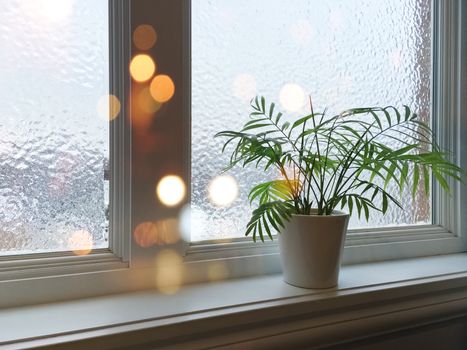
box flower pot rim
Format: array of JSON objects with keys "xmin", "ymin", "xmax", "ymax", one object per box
[{"xmin": 291, "ymin": 209, "xmax": 349, "ymax": 217}]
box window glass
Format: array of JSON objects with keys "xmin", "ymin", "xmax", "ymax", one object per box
[
  {"xmin": 0, "ymin": 0, "xmax": 110, "ymax": 255},
  {"xmin": 191, "ymin": 0, "xmax": 432, "ymax": 241}
]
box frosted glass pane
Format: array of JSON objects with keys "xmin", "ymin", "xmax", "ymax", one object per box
[
  {"xmin": 191, "ymin": 0, "xmax": 432, "ymax": 241},
  {"xmin": 0, "ymin": 0, "xmax": 110, "ymax": 254}
]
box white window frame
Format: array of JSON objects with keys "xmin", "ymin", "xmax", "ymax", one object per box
[
  {"xmin": 185, "ymin": 0, "xmax": 467, "ymax": 265},
  {"xmin": 0, "ymin": 0, "xmax": 465, "ymax": 308},
  {"xmin": 0, "ymin": 0, "xmax": 131, "ymax": 288}
]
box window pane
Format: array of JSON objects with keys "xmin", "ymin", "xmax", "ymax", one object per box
[
  {"xmin": 0, "ymin": 0, "xmax": 110, "ymax": 255},
  {"xmin": 191, "ymin": 0, "xmax": 432, "ymax": 241}
]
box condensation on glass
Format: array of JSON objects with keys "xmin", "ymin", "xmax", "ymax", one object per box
[
  {"xmin": 0, "ymin": 0, "xmax": 110, "ymax": 254},
  {"xmin": 191, "ymin": 0, "xmax": 432, "ymax": 241}
]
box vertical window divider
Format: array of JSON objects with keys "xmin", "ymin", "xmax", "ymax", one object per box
[
  {"xmin": 433, "ymin": 0, "xmax": 463, "ymax": 239},
  {"xmin": 109, "ymin": 0, "xmax": 132, "ymax": 262}
]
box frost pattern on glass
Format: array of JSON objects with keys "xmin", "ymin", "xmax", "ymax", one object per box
[
  {"xmin": 191, "ymin": 0, "xmax": 432, "ymax": 241},
  {"xmin": 0, "ymin": 0, "xmax": 110, "ymax": 254}
]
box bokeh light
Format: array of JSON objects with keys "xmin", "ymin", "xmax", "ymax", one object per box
[
  {"xmin": 130, "ymin": 85, "xmax": 157, "ymax": 129},
  {"xmin": 155, "ymin": 249, "xmax": 183, "ymax": 295},
  {"xmin": 232, "ymin": 74, "xmax": 257, "ymax": 102},
  {"xmin": 137, "ymin": 87, "xmax": 162, "ymax": 114},
  {"xmin": 133, "ymin": 24, "xmax": 158, "ymax": 50},
  {"xmin": 130, "ymin": 54, "xmax": 156, "ymax": 82},
  {"xmin": 97, "ymin": 94, "xmax": 121, "ymax": 121},
  {"xmin": 133, "ymin": 222, "xmax": 158, "ymax": 248},
  {"xmin": 178, "ymin": 205, "xmax": 191, "ymax": 241},
  {"xmin": 133, "ymin": 220, "xmax": 181, "ymax": 248},
  {"xmin": 149, "ymin": 75, "xmax": 175, "ymax": 103},
  {"xmin": 279, "ymin": 83, "xmax": 306, "ymax": 112},
  {"xmin": 207, "ymin": 261, "xmax": 229, "ymax": 282},
  {"xmin": 156, "ymin": 219, "xmax": 181, "ymax": 245},
  {"xmin": 208, "ymin": 175, "xmax": 239, "ymax": 207},
  {"xmin": 67, "ymin": 230, "xmax": 93, "ymax": 256},
  {"xmin": 156, "ymin": 175, "xmax": 186, "ymax": 207}
]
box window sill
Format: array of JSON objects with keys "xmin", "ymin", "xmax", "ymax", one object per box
[{"xmin": 2, "ymin": 253, "xmax": 467, "ymax": 349}]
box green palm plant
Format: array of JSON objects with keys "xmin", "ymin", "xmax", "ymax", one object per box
[{"xmin": 215, "ymin": 96, "xmax": 463, "ymax": 242}]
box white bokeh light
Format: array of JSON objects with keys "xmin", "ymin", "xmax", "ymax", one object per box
[
  {"xmin": 178, "ymin": 205, "xmax": 192, "ymax": 241},
  {"xmin": 279, "ymin": 83, "xmax": 306, "ymax": 112},
  {"xmin": 208, "ymin": 175, "xmax": 239, "ymax": 207},
  {"xmin": 156, "ymin": 175, "xmax": 186, "ymax": 207}
]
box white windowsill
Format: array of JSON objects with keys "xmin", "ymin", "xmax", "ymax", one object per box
[{"xmin": 2, "ymin": 253, "xmax": 467, "ymax": 349}]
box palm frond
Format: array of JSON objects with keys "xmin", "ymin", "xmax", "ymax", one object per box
[{"xmin": 215, "ymin": 97, "xmax": 464, "ymax": 241}]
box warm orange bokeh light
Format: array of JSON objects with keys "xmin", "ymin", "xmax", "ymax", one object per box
[
  {"xmin": 130, "ymin": 85, "xmax": 156, "ymax": 130},
  {"xmin": 67, "ymin": 230, "xmax": 93, "ymax": 256},
  {"xmin": 133, "ymin": 219, "xmax": 181, "ymax": 248},
  {"xmin": 150, "ymin": 75, "xmax": 175, "ymax": 103},
  {"xmin": 137, "ymin": 87, "xmax": 162, "ymax": 114},
  {"xmin": 133, "ymin": 24, "xmax": 157, "ymax": 50},
  {"xmin": 156, "ymin": 219, "xmax": 181, "ymax": 245},
  {"xmin": 130, "ymin": 54, "xmax": 156, "ymax": 82},
  {"xmin": 97, "ymin": 94, "xmax": 121, "ymax": 121},
  {"xmin": 133, "ymin": 222, "xmax": 158, "ymax": 248}
]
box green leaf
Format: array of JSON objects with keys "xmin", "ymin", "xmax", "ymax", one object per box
[
  {"xmin": 269, "ymin": 103, "xmax": 275, "ymax": 118},
  {"xmin": 412, "ymin": 164, "xmax": 420, "ymax": 197},
  {"xmin": 271, "ymin": 206, "xmax": 285, "ymax": 228},
  {"xmin": 400, "ymin": 162, "xmax": 409, "ymax": 190},
  {"xmin": 290, "ymin": 114, "xmax": 313, "ymax": 131},
  {"xmin": 362, "ymin": 200, "xmax": 370, "ymax": 221},
  {"xmin": 384, "ymin": 162, "xmax": 398, "ymax": 189},
  {"xmin": 281, "ymin": 121, "xmax": 290, "ymax": 131},
  {"xmin": 433, "ymin": 167, "xmax": 450, "ymax": 193},
  {"xmin": 263, "ymin": 216, "xmax": 273, "ymax": 240},
  {"xmin": 241, "ymin": 123, "xmax": 272, "ymax": 132},
  {"xmin": 355, "ymin": 198, "xmax": 362, "ymax": 219},
  {"xmin": 244, "ymin": 118, "xmax": 269, "ymax": 127},
  {"xmin": 340, "ymin": 196, "xmax": 347, "ymax": 209},
  {"xmin": 348, "ymin": 196, "xmax": 353, "ymax": 215},
  {"xmin": 370, "ymin": 111, "xmax": 383, "ymax": 130},
  {"xmin": 382, "ymin": 193, "xmax": 388, "ymax": 214},
  {"xmin": 275, "ymin": 112, "xmax": 283, "ymax": 124},
  {"xmin": 403, "ymin": 105, "xmax": 411, "ymax": 121},
  {"xmin": 254, "ymin": 96, "xmax": 260, "ymax": 110},
  {"xmin": 257, "ymin": 219, "xmax": 264, "ymax": 242},
  {"xmin": 423, "ymin": 165, "xmax": 430, "ymax": 195},
  {"xmin": 266, "ymin": 210, "xmax": 280, "ymax": 232}
]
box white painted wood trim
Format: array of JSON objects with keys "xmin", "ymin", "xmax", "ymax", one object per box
[
  {"xmin": 2, "ymin": 253, "xmax": 467, "ymax": 350},
  {"xmin": 0, "ymin": 0, "xmax": 466, "ymax": 309},
  {"xmin": 108, "ymin": 0, "xmax": 132, "ymax": 262}
]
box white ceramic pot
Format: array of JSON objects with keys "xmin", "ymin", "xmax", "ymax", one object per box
[{"xmin": 278, "ymin": 210, "xmax": 349, "ymax": 289}]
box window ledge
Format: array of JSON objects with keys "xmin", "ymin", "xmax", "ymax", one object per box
[{"xmin": 2, "ymin": 253, "xmax": 467, "ymax": 349}]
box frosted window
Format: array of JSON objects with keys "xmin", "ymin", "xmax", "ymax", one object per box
[
  {"xmin": 191, "ymin": 0, "xmax": 432, "ymax": 241},
  {"xmin": 0, "ymin": 0, "xmax": 110, "ymax": 255}
]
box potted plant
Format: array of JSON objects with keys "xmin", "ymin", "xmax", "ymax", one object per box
[{"xmin": 216, "ymin": 96, "xmax": 463, "ymax": 289}]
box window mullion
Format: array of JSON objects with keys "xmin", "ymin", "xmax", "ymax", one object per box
[{"xmin": 109, "ymin": 0, "xmax": 132, "ymax": 262}]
